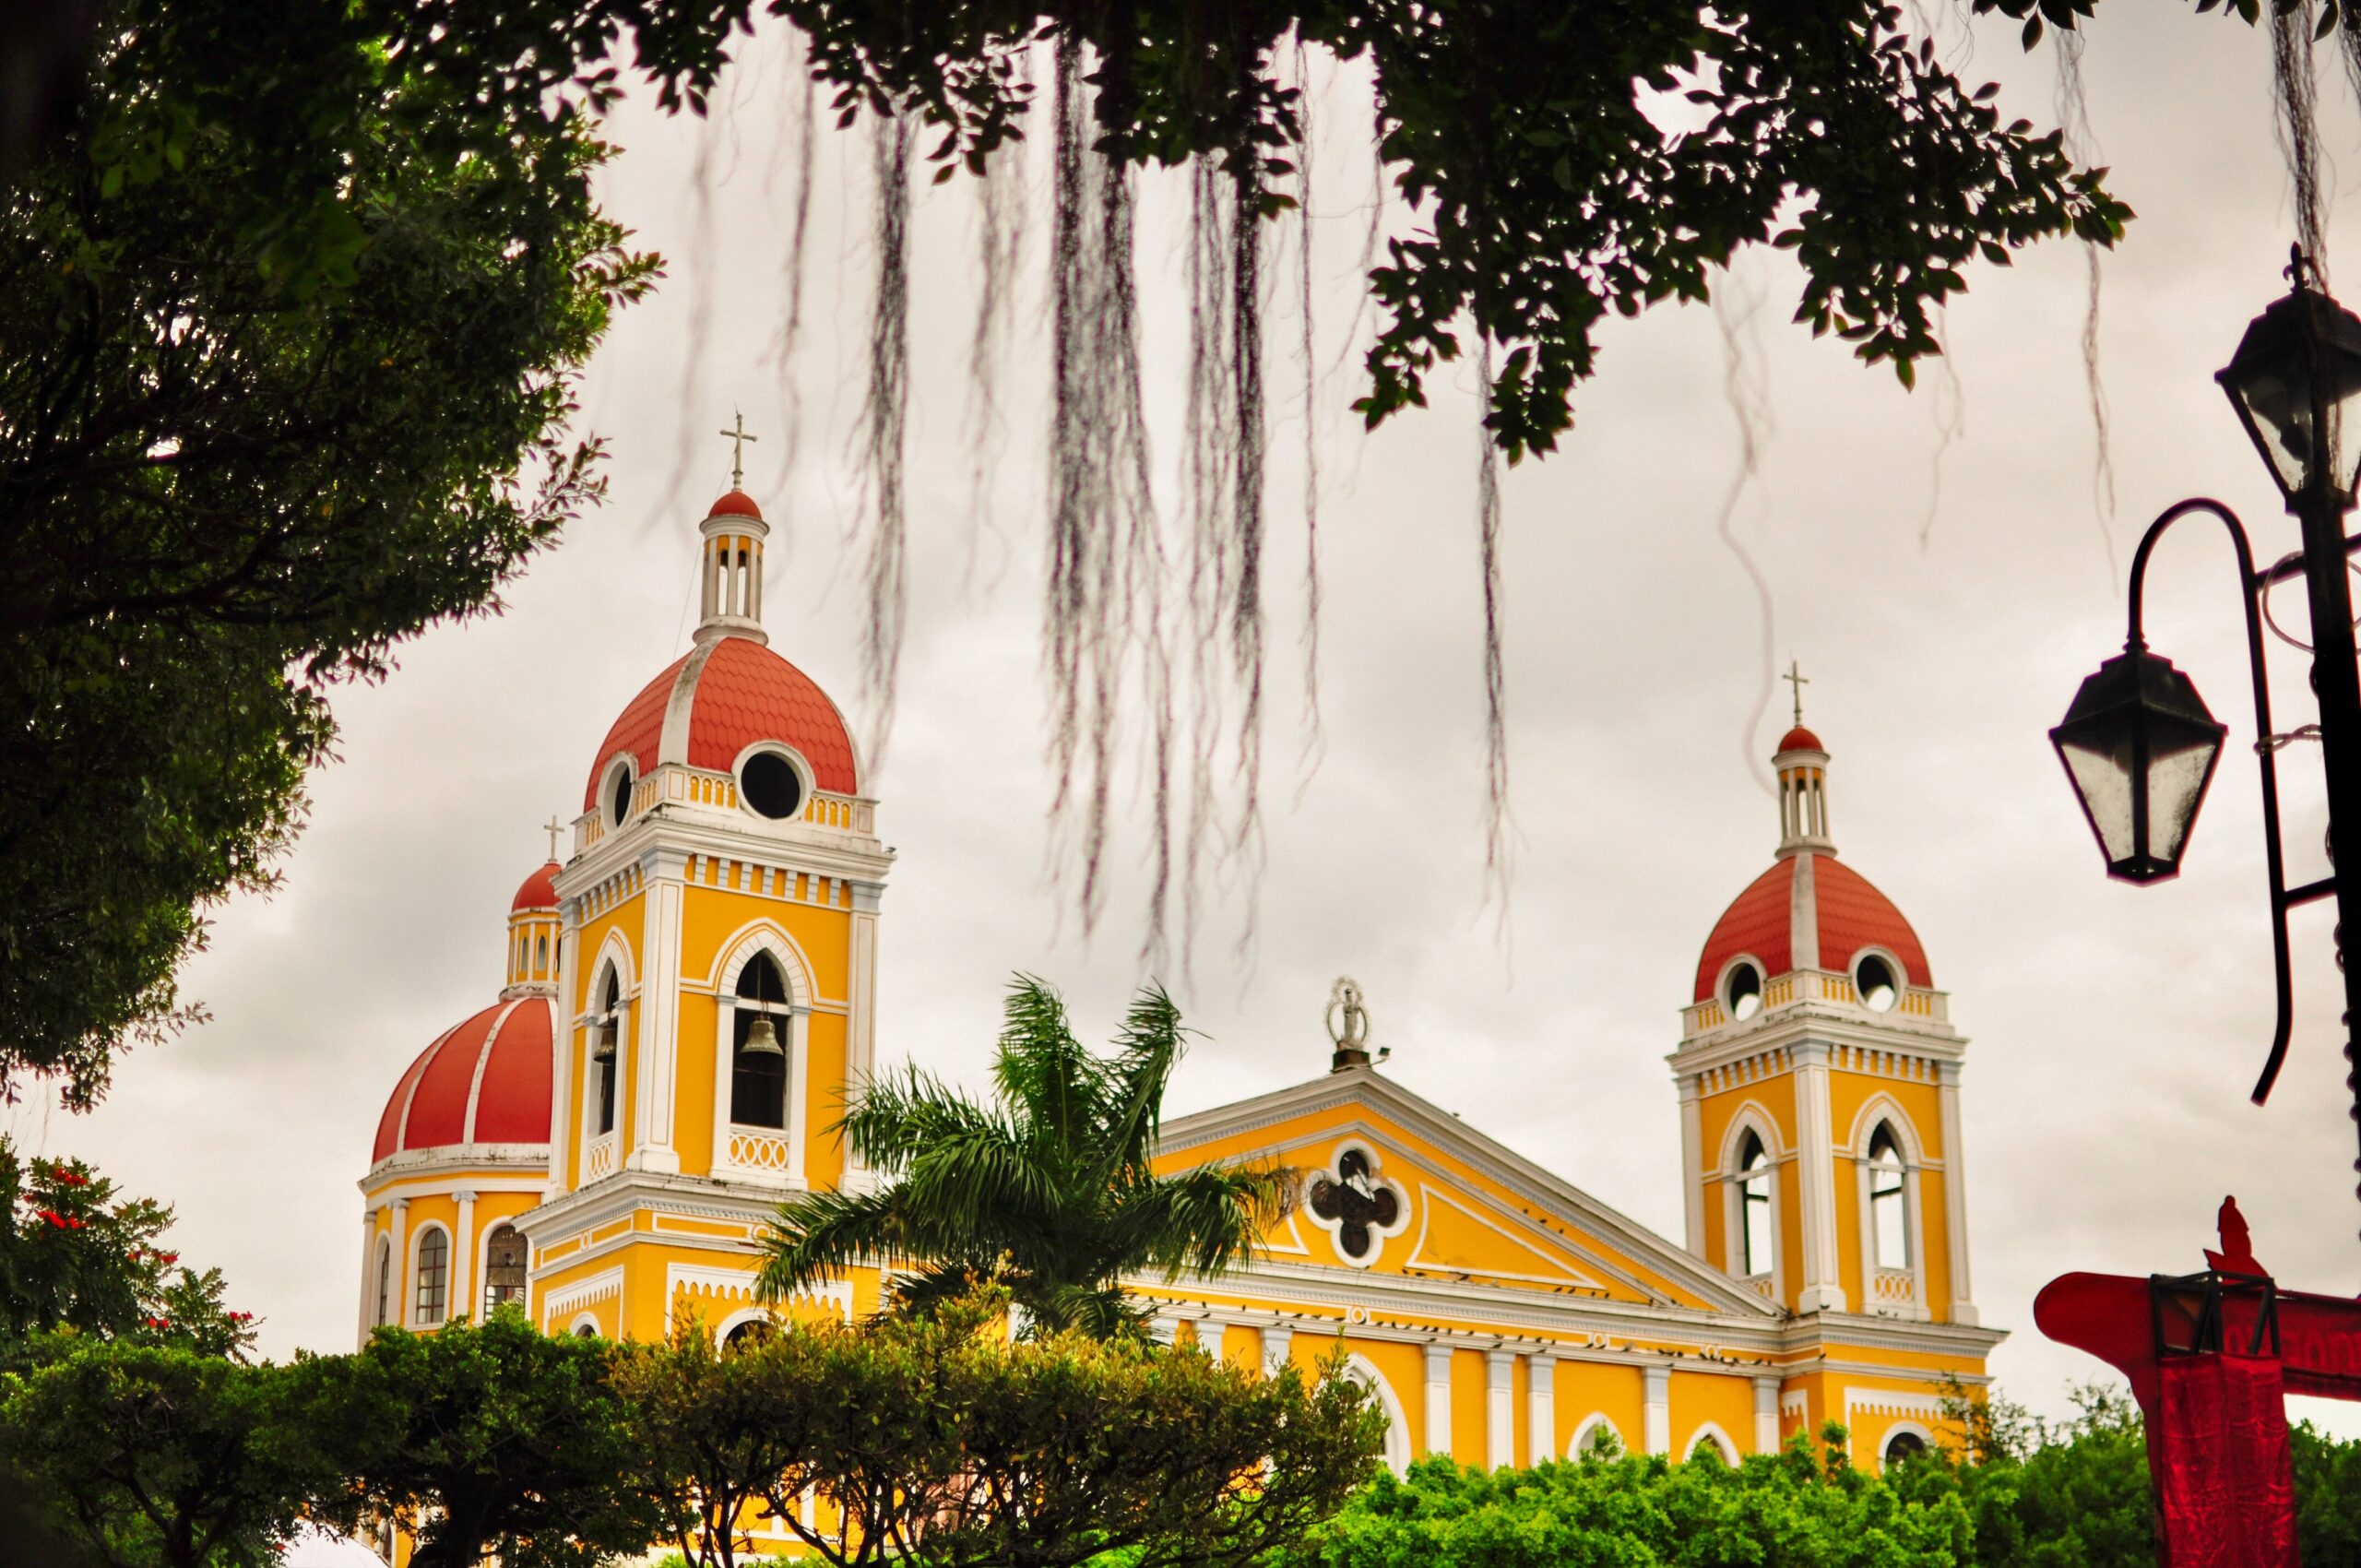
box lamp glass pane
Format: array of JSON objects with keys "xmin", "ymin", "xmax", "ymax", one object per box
[
  {"xmin": 2145, "ymin": 729, "xmax": 2219, "ymax": 866},
  {"xmin": 2228, "ymin": 348, "xmax": 2361, "ymax": 496},
  {"xmin": 2058, "ymin": 734, "xmax": 2138, "ymax": 865}
]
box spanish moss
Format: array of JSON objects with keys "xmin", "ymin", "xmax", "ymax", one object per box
[
  {"xmin": 965, "ymin": 50, "xmax": 1030, "ymax": 581},
  {"xmin": 1713, "ymin": 279, "xmax": 1779, "ymax": 798},
  {"xmin": 1180, "ymin": 153, "xmax": 1237, "ymax": 981},
  {"xmin": 857, "ymin": 112, "xmax": 912, "ymax": 763},
  {"xmin": 1229, "ymin": 158, "xmax": 1268, "ymax": 956},
  {"xmin": 2054, "ymin": 29, "xmax": 2116, "ymax": 577},
  {"xmin": 1475, "ymin": 340, "xmax": 1511, "ymax": 915},
  {"xmin": 769, "ymin": 58, "xmax": 818, "ymax": 493},
  {"xmin": 1295, "ymin": 39, "xmax": 1325, "ymax": 779},
  {"xmin": 2272, "ymin": 2, "xmax": 2329, "ymax": 280}
]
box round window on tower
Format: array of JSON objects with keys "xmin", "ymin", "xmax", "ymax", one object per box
[
  {"xmin": 606, "ymin": 759, "xmax": 635, "ymax": 829},
  {"xmin": 1855, "ymin": 953, "xmax": 1900, "ymax": 1012},
  {"xmin": 1724, "ymin": 960, "xmax": 1763, "ymax": 1021},
  {"xmin": 739, "ymin": 749, "xmax": 805, "ymax": 821}
]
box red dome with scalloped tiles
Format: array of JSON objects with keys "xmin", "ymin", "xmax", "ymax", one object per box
[
  {"xmin": 371, "ymin": 996, "xmax": 552, "ymax": 1165},
  {"xmin": 511, "ymin": 861, "xmax": 560, "ymax": 912},
  {"xmin": 709, "ymin": 488, "xmax": 763, "ymax": 520},
  {"xmin": 1776, "ymin": 725, "xmax": 1823, "ymax": 754},
  {"xmin": 581, "ymin": 636, "xmax": 860, "ymax": 811},
  {"xmin": 1692, "ymin": 854, "xmax": 1930, "ymax": 1003}
]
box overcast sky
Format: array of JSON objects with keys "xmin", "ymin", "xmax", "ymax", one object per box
[{"xmin": 19, "ymin": 6, "xmax": 2361, "ymax": 1433}]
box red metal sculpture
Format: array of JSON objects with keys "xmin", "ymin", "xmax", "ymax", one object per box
[{"xmin": 2036, "ymin": 1198, "xmax": 2361, "ymax": 1568}]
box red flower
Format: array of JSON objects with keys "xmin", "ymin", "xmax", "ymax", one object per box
[
  {"xmin": 157, "ymin": 1251, "xmax": 178, "ymax": 1265},
  {"xmin": 36, "ymin": 1208, "xmax": 67, "ymax": 1229},
  {"xmin": 50, "ymin": 1170, "xmax": 87, "ymax": 1188}
]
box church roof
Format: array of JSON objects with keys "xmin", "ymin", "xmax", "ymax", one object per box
[
  {"xmin": 582, "ymin": 635, "xmax": 860, "ymax": 809},
  {"xmin": 371, "ymin": 995, "xmax": 552, "ymax": 1166},
  {"xmin": 1692, "ymin": 853, "xmax": 1930, "ymax": 1002},
  {"xmin": 510, "ymin": 861, "xmax": 560, "ymax": 912}
]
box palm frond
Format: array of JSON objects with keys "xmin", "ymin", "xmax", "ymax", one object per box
[
  {"xmin": 901, "ymin": 1124, "xmax": 1063, "ymax": 1242},
  {"xmin": 1111, "ymin": 1162, "xmax": 1294, "ymax": 1282},
  {"xmin": 836, "ymin": 1063, "xmax": 1011, "ymax": 1172},
  {"xmin": 991, "ymin": 974, "xmax": 1100, "ymax": 1164},
  {"xmin": 754, "ymin": 1185, "xmax": 913, "ymax": 1303},
  {"xmin": 1090, "ymin": 983, "xmax": 1186, "ymax": 1183}
]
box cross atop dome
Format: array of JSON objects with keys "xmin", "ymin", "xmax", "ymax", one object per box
[{"xmin": 1774, "ymin": 709, "xmax": 1833, "ymax": 858}]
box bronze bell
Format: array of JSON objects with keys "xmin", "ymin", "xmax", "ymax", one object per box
[{"xmin": 742, "ymin": 1013, "xmax": 784, "ymax": 1058}]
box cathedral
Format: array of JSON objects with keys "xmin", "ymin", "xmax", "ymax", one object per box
[{"xmin": 360, "ymin": 482, "xmax": 2002, "ymax": 1537}]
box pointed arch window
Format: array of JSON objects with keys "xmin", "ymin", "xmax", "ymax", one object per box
[
  {"xmin": 1738, "ymin": 1131, "xmax": 1774, "ymax": 1277},
  {"xmin": 414, "ymin": 1227, "xmax": 448, "ymax": 1326},
  {"xmin": 481, "ymin": 1224, "xmax": 527, "ymax": 1315},
  {"xmin": 374, "ymin": 1237, "xmax": 392, "ymax": 1326},
  {"xmin": 592, "ymin": 970, "xmax": 621, "ymax": 1137},
  {"xmin": 730, "ymin": 954, "xmax": 789, "ymax": 1130},
  {"xmin": 1869, "ymin": 1123, "xmax": 1909, "ymax": 1268}
]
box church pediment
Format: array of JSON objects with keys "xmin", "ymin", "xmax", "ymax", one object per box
[{"xmin": 1157, "ymin": 1069, "xmax": 1775, "ymax": 1316}]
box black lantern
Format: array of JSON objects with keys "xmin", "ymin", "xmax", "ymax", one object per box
[
  {"xmin": 2051, "ymin": 646, "xmax": 2228, "ymax": 883},
  {"xmin": 2216, "ymin": 257, "xmax": 2361, "ymax": 505}
]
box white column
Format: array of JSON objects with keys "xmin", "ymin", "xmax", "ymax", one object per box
[
  {"xmin": 1753, "ymin": 1376, "xmax": 1781, "ymax": 1455},
  {"xmin": 1201, "ymin": 1316, "xmax": 1232, "ymax": 1365},
  {"xmin": 388, "ymin": 1199, "xmax": 409, "ymax": 1327},
  {"xmin": 546, "ymin": 918, "xmax": 578, "ymax": 1200},
  {"xmin": 1678, "ymin": 1076, "xmax": 1706, "ymax": 1257},
  {"xmin": 631, "ymin": 868, "xmax": 684, "ymax": 1174},
  {"xmin": 1937, "ymin": 1062, "xmax": 1977, "ymax": 1324},
  {"xmin": 1528, "ymin": 1352, "xmax": 1557, "ymax": 1463},
  {"xmin": 1486, "ymin": 1350, "xmax": 1516, "ymax": 1468},
  {"xmin": 450, "ymin": 1191, "xmax": 477, "ymax": 1323},
  {"xmin": 1264, "ymin": 1324, "xmax": 1294, "ymax": 1376},
  {"xmin": 1146, "ymin": 1313, "xmax": 1178, "ymax": 1347},
  {"xmin": 1792, "ymin": 1041, "xmax": 1847, "ymax": 1313},
  {"xmin": 845, "ymin": 897, "xmax": 883, "ymax": 1193},
  {"xmin": 1424, "ymin": 1344, "xmax": 1454, "ymax": 1459},
  {"xmin": 1643, "ymin": 1364, "xmax": 1671, "ymax": 1456},
  {"xmin": 356, "ymin": 1210, "xmax": 378, "ymax": 1348}
]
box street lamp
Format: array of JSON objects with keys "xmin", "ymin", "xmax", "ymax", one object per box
[
  {"xmin": 2053, "ymin": 251, "xmax": 2361, "ymax": 1200},
  {"xmin": 2051, "ymin": 647, "xmax": 2226, "ymax": 883}
]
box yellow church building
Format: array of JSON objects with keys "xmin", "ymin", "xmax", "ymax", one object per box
[{"xmin": 358, "ymin": 482, "xmax": 2002, "ymax": 1523}]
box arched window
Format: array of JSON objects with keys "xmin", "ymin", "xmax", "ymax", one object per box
[
  {"xmin": 609, "ymin": 762, "xmax": 635, "ymax": 828},
  {"xmin": 1882, "ymin": 1428, "xmax": 1928, "ymax": 1468},
  {"xmin": 723, "ymin": 1317, "xmax": 776, "ymax": 1353},
  {"xmin": 730, "ymin": 954, "xmax": 789, "ymax": 1129},
  {"xmin": 1688, "ymin": 1428, "xmax": 1734, "ymax": 1465},
  {"xmin": 374, "ymin": 1237, "xmax": 392, "ymax": 1326},
  {"xmin": 1339, "ymin": 1357, "xmax": 1410, "ymax": 1476},
  {"xmin": 414, "ymin": 1228, "xmax": 448, "ymax": 1326},
  {"xmin": 1572, "ymin": 1416, "xmax": 1623, "ymax": 1461},
  {"xmin": 481, "ymin": 1224, "xmax": 527, "ymax": 1315},
  {"xmin": 1869, "ymin": 1123, "xmax": 1909, "ymax": 1268},
  {"xmin": 592, "ymin": 969, "xmax": 621, "ymax": 1137},
  {"xmin": 1738, "ymin": 1131, "xmax": 1774, "ymax": 1277},
  {"xmin": 534, "ymin": 933, "xmax": 549, "ymax": 972}
]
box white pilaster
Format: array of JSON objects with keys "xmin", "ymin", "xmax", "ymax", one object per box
[
  {"xmin": 1486, "ymin": 1350, "xmax": 1516, "ymax": 1468},
  {"xmin": 1264, "ymin": 1324, "xmax": 1294, "ymax": 1376},
  {"xmin": 1146, "ymin": 1313, "xmax": 1178, "ymax": 1347},
  {"xmin": 845, "ymin": 905, "xmax": 881, "ymax": 1190},
  {"xmin": 1643, "ymin": 1364, "xmax": 1671, "ymax": 1456},
  {"xmin": 451, "ymin": 1191, "xmax": 478, "ymax": 1322},
  {"xmin": 388, "ymin": 1199, "xmax": 409, "ymax": 1327},
  {"xmin": 1528, "ymin": 1352, "xmax": 1556, "ymax": 1463},
  {"xmin": 1678, "ymin": 1076, "xmax": 1706, "ymax": 1256},
  {"xmin": 1201, "ymin": 1316, "xmax": 1233, "ymax": 1365},
  {"xmin": 1937, "ymin": 1061, "xmax": 1977, "ymax": 1324},
  {"xmin": 1792, "ymin": 1040, "xmax": 1846, "ymax": 1313},
  {"xmin": 356, "ymin": 1210, "xmax": 377, "ymax": 1348},
  {"xmin": 546, "ymin": 918, "xmax": 577, "ymax": 1200},
  {"xmin": 631, "ymin": 870, "xmax": 683, "ymax": 1174},
  {"xmin": 1753, "ymin": 1376, "xmax": 1781, "ymax": 1455},
  {"xmin": 1424, "ymin": 1344, "xmax": 1453, "ymax": 1459}
]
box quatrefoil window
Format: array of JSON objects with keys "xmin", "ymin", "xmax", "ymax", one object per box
[{"xmin": 1306, "ymin": 1145, "xmax": 1408, "ymax": 1267}]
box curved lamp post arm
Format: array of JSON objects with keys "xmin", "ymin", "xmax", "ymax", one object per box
[{"xmin": 2127, "ymin": 497, "xmax": 2317, "ymax": 1104}]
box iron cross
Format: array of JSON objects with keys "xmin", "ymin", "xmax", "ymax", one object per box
[
  {"xmin": 1782, "ymin": 658, "xmax": 1809, "ymax": 727},
  {"xmin": 543, "ymin": 815, "xmax": 564, "ymax": 862},
  {"xmin": 718, "ymin": 411, "xmax": 758, "ymax": 488}
]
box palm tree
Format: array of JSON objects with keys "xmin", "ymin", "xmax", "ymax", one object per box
[{"xmin": 754, "ymin": 976, "xmax": 1288, "ymax": 1339}]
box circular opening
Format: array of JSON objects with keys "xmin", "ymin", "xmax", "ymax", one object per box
[
  {"xmin": 741, "ymin": 750, "xmax": 804, "ymax": 820},
  {"xmin": 608, "ymin": 763, "xmax": 634, "ymax": 828},
  {"xmin": 1725, "ymin": 961, "xmax": 1763, "ymax": 1021},
  {"xmin": 1856, "ymin": 954, "xmax": 1899, "ymax": 1012}
]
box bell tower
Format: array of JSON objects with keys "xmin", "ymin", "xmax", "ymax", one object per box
[
  {"xmin": 523, "ymin": 478, "xmax": 892, "ymax": 1341},
  {"xmin": 1671, "ymin": 722, "xmax": 1978, "ymax": 1326}
]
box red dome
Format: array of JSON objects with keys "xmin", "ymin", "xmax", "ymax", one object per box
[
  {"xmin": 511, "ymin": 861, "xmax": 560, "ymax": 912},
  {"xmin": 1693, "ymin": 854, "xmax": 1930, "ymax": 1003},
  {"xmin": 708, "ymin": 489, "xmax": 764, "ymax": 520},
  {"xmin": 582, "ymin": 636, "xmax": 860, "ymax": 811},
  {"xmin": 371, "ymin": 996, "xmax": 552, "ymax": 1165},
  {"xmin": 1776, "ymin": 725, "xmax": 1823, "ymax": 754}
]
